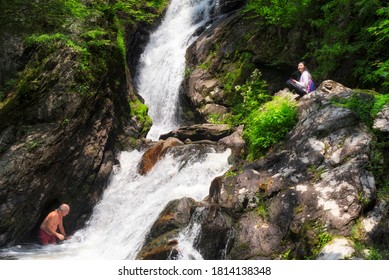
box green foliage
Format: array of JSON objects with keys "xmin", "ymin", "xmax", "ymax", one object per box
[
  {"xmin": 377, "ymin": 178, "xmax": 389, "ymax": 200},
  {"xmin": 111, "ymin": 0, "xmax": 169, "ymax": 23},
  {"xmin": 330, "ymin": 91, "xmax": 389, "ymax": 128},
  {"xmin": 4, "ymin": 0, "xmax": 170, "ymax": 101},
  {"xmin": 308, "ymin": 0, "xmax": 388, "ymax": 91},
  {"xmin": 371, "ymin": 92, "xmax": 389, "ymax": 116},
  {"xmin": 228, "ymin": 69, "xmax": 269, "ymax": 125},
  {"xmin": 243, "ymin": 0, "xmax": 311, "ymax": 27},
  {"xmin": 312, "ymin": 232, "xmax": 333, "ymax": 256},
  {"xmin": 234, "ymin": 69, "xmax": 271, "ymax": 113},
  {"xmin": 206, "ymin": 113, "xmax": 224, "ymax": 124},
  {"xmin": 241, "ymin": 0, "xmax": 388, "ymax": 92},
  {"xmin": 26, "ymin": 140, "xmax": 40, "ymax": 152},
  {"xmin": 224, "ymin": 69, "xmax": 297, "ymax": 161},
  {"xmin": 64, "ymin": 0, "xmax": 90, "ymax": 19},
  {"xmin": 255, "ymin": 191, "xmax": 268, "ymax": 219},
  {"xmin": 244, "ymin": 95, "xmax": 298, "ymax": 161},
  {"xmin": 129, "ymin": 99, "xmax": 152, "ymax": 135},
  {"xmin": 224, "ymin": 169, "xmax": 238, "ymax": 179},
  {"xmin": 297, "ymin": 221, "xmax": 334, "ymax": 259},
  {"xmin": 353, "ymin": 239, "xmax": 385, "ymax": 260},
  {"xmin": 25, "ymin": 33, "xmax": 84, "ymax": 53},
  {"xmin": 80, "ymin": 29, "xmax": 108, "ymax": 41},
  {"xmin": 367, "ymin": 247, "xmax": 383, "ymax": 260},
  {"xmin": 308, "ymin": 165, "xmax": 325, "ymax": 182},
  {"xmin": 223, "ymin": 52, "xmax": 256, "ymax": 95},
  {"xmin": 369, "ymin": 137, "xmax": 389, "ymax": 202},
  {"xmin": 281, "ymin": 249, "xmax": 293, "ymax": 260},
  {"xmin": 0, "ymin": 0, "xmax": 91, "ymax": 32},
  {"xmin": 357, "ymin": 191, "xmax": 370, "ymax": 208},
  {"xmin": 114, "ymin": 17, "xmax": 127, "ymax": 61},
  {"xmin": 366, "ymin": 6, "xmax": 389, "ymax": 89}
]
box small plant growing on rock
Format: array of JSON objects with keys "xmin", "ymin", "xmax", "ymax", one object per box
[
  {"xmin": 308, "ymin": 165, "xmax": 326, "ymax": 182},
  {"xmin": 255, "ymin": 191, "xmax": 269, "ymax": 219},
  {"xmin": 26, "ymin": 140, "xmax": 40, "ymax": 152},
  {"xmin": 207, "ymin": 113, "xmax": 223, "ymax": 124}
]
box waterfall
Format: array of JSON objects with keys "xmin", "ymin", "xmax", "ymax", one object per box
[
  {"xmin": 1, "ymin": 147, "xmax": 230, "ymax": 260},
  {"xmin": 135, "ymin": 0, "xmax": 217, "ymax": 140},
  {"xmin": 0, "ymin": 0, "xmax": 229, "ymax": 260}
]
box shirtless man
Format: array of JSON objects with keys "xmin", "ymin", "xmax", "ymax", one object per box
[{"xmin": 38, "ymin": 204, "xmax": 70, "ymax": 245}]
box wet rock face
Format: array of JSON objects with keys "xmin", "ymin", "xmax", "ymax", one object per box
[
  {"xmin": 137, "ymin": 199, "xmax": 234, "ymax": 260},
  {"xmin": 216, "ymin": 0, "xmax": 245, "ymax": 15},
  {"xmin": 0, "ymin": 94, "xmax": 117, "ymax": 246},
  {"xmin": 136, "ymin": 197, "xmax": 197, "ymax": 260},
  {"xmin": 145, "ymin": 197, "xmax": 196, "ymax": 243},
  {"xmin": 137, "ymin": 138, "xmax": 184, "ymax": 175},
  {"xmin": 0, "ymin": 38, "xmax": 140, "ymax": 246},
  {"xmin": 0, "ymin": 31, "xmax": 24, "ymax": 85}
]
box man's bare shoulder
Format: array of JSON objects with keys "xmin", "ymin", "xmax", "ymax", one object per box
[{"xmin": 47, "ymin": 210, "xmax": 59, "ymax": 219}]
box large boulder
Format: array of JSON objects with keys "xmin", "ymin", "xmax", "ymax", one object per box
[
  {"xmin": 136, "ymin": 197, "xmax": 197, "ymax": 260},
  {"xmin": 159, "ymin": 124, "xmax": 232, "ymax": 142},
  {"xmin": 316, "ymin": 238, "xmax": 355, "ymax": 260},
  {"xmin": 137, "ymin": 137, "xmax": 184, "ymax": 175},
  {"xmin": 228, "ymin": 212, "xmax": 284, "ymax": 259},
  {"xmin": 194, "ymin": 204, "xmax": 234, "ymax": 260}
]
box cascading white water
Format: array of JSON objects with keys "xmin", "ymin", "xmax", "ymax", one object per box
[
  {"xmin": 0, "ymin": 0, "xmax": 229, "ymax": 260},
  {"xmin": 1, "ymin": 148, "xmax": 230, "ymax": 259},
  {"xmin": 135, "ymin": 0, "xmax": 216, "ymax": 140}
]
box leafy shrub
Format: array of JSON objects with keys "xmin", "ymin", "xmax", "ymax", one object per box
[
  {"xmin": 243, "ymin": 0, "xmax": 311, "ymax": 27},
  {"xmin": 244, "ymin": 95, "xmax": 298, "ymax": 161},
  {"xmin": 227, "ymin": 69, "xmax": 298, "ymax": 160},
  {"xmin": 229, "ymin": 69, "xmax": 271, "ymax": 125},
  {"xmin": 234, "ymin": 69, "xmax": 271, "ymax": 113}
]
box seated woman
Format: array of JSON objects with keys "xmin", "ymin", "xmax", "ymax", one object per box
[{"xmin": 286, "ymin": 62, "xmax": 312, "ymax": 96}]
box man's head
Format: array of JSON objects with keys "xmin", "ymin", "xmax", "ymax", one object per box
[{"xmin": 58, "ymin": 204, "xmax": 70, "ymax": 216}]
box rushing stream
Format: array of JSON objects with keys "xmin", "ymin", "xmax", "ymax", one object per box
[{"xmin": 0, "ymin": 0, "xmax": 230, "ymax": 260}]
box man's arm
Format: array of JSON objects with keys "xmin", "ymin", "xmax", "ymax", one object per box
[{"xmin": 58, "ymin": 219, "xmax": 66, "ymax": 237}]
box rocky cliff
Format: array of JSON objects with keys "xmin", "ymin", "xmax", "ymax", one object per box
[
  {"xmin": 0, "ymin": 0, "xmax": 160, "ymax": 246},
  {"xmin": 138, "ymin": 82, "xmax": 389, "ymax": 260}
]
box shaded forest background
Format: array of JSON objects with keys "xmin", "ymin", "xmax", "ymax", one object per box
[
  {"xmin": 243, "ymin": 0, "xmax": 388, "ymax": 92},
  {"xmin": 0, "ymin": 0, "xmax": 388, "ymax": 100}
]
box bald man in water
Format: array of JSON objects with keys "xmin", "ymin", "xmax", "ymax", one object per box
[{"xmin": 38, "ymin": 204, "xmax": 70, "ymax": 245}]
